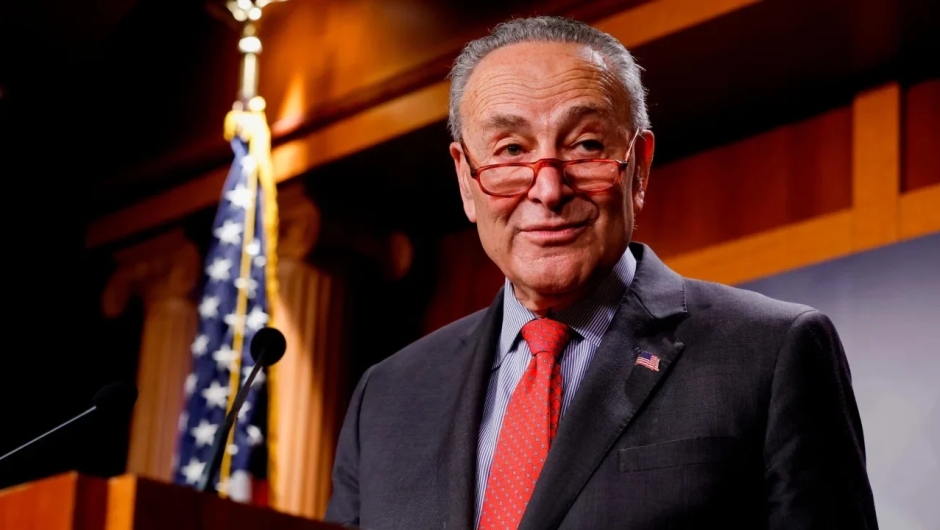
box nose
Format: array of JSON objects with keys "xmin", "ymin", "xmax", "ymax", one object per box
[{"xmin": 526, "ymin": 161, "xmax": 569, "ymax": 209}]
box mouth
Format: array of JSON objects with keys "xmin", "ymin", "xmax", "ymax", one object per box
[{"xmin": 519, "ymin": 221, "xmax": 589, "ymax": 245}]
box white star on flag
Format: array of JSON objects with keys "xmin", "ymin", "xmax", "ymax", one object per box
[
  {"xmin": 245, "ymin": 306, "xmax": 269, "ymax": 331},
  {"xmin": 240, "ymin": 154, "xmax": 257, "ymax": 175},
  {"xmin": 224, "ymin": 311, "xmax": 242, "ymax": 329},
  {"xmin": 190, "ymin": 420, "xmax": 218, "ymax": 447},
  {"xmin": 234, "ymin": 277, "xmax": 259, "ymax": 299},
  {"xmin": 201, "ymin": 380, "xmax": 230, "ymax": 409},
  {"xmin": 213, "ymin": 220, "xmax": 243, "ymax": 245},
  {"xmin": 246, "ymin": 425, "xmax": 263, "ymax": 447},
  {"xmin": 198, "ymin": 297, "xmax": 220, "ymax": 320},
  {"xmin": 225, "ymin": 471, "xmax": 252, "ymax": 503},
  {"xmin": 212, "ymin": 346, "xmax": 238, "ymax": 372},
  {"xmin": 184, "ymin": 373, "xmax": 198, "ymax": 396},
  {"xmin": 191, "ymin": 333, "xmax": 210, "ymax": 355},
  {"xmin": 246, "ymin": 240, "xmax": 260, "ymax": 256},
  {"xmin": 180, "ymin": 457, "xmax": 206, "ymax": 485},
  {"xmin": 206, "ymin": 258, "xmax": 233, "ymax": 281},
  {"xmin": 224, "ymin": 183, "xmax": 253, "ymax": 210}
]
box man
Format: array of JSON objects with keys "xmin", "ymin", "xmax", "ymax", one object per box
[{"xmin": 325, "ymin": 16, "xmax": 877, "ymax": 530}]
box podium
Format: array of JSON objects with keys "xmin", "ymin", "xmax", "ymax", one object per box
[{"xmin": 0, "ymin": 472, "xmax": 345, "ymax": 530}]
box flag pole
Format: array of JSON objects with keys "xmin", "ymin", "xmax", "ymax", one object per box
[{"xmin": 215, "ymin": 0, "xmax": 284, "ymax": 508}]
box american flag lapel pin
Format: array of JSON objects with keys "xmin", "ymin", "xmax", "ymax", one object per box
[{"xmin": 635, "ymin": 349, "xmax": 661, "ymax": 372}]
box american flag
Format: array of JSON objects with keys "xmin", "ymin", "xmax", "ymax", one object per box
[
  {"xmin": 635, "ymin": 350, "xmax": 661, "ymax": 372},
  {"xmin": 173, "ymin": 110, "xmax": 279, "ymax": 505}
]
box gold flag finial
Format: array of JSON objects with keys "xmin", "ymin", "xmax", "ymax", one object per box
[{"xmin": 220, "ymin": 0, "xmax": 287, "ymax": 106}]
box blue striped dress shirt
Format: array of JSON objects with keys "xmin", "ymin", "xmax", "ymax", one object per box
[{"xmin": 474, "ymin": 249, "xmax": 637, "ymax": 525}]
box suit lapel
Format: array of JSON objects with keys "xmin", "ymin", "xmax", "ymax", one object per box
[
  {"xmin": 519, "ymin": 244, "xmax": 688, "ymax": 530},
  {"xmin": 438, "ymin": 291, "xmax": 504, "ymax": 530}
]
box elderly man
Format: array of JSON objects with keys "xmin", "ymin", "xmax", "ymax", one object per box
[{"xmin": 325, "ymin": 16, "xmax": 877, "ymax": 530}]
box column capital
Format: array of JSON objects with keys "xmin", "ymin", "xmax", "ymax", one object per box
[
  {"xmin": 102, "ymin": 229, "xmax": 201, "ymax": 317},
  {"xmin": 277, "ymin": 183, "xmax": 321, "ymax": 261}
]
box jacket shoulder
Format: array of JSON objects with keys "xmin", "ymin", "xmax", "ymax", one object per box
[
  {"xmin": 677, "ymin": 277, "xmax": 840, "ymax": 389},
  {"xmin": 682, "ymin": 277, "xmax": 818, "ymax": 327}
]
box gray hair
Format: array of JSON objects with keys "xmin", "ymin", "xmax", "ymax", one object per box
[{"xmin": 447, "ymin": 16, "xmax": 650, "ymax": 142}]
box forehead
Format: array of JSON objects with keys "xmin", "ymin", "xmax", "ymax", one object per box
[{"xmin": 460, "ymin": 41, "xmax": 625, "ymax": 135}]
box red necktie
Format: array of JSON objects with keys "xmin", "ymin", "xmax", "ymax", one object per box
[{"xmin": 478, "ymin": 317, "xmax": 571, "ymax": 530}]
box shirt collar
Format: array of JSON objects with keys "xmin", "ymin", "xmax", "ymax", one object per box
[{"xmin": 497, "ymin": 248, "xmax": 636, "ymax": 368}]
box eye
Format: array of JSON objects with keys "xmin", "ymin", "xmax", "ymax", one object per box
[
  {"xmin": 576, "ymin": 139, "xmax": 604, "ymax": 152},
  {"xmin": 499, "ymin": 143, "xmax": 523, "ymax": 157}
]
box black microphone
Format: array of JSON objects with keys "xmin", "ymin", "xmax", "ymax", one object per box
[
  {"xmin": 197, "ymin": 327, "xmax": 287, "ymax": 492},
  {"xmin": 0, "ymin": 381, "xmax": 138, "ymax": 463}
]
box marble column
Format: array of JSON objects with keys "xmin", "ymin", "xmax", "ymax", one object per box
[{"xmin": 102, "ymin": 229, "xmax": 201, "ymax": 481}]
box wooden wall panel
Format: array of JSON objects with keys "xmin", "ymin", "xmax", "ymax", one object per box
[
  {"xmin": 261, "ymin": 0, "xmax": 476, "ymax": 129},
  {"xmin": 637, "ymin": 106, "xmax": 853, "ymax": 258},
  {"xmin": 903, "ymin": 79, "xmax": 940, "ymax": 193},
  {"xmin": 851, "ymin": 83, "xmax": 900, "ymax": 251},
  {"xmin": 88, "ymin": 0, "xmax": 762, "ymax": 249},
  {"xmin": 423, "ymin": 229, "xmax": 503, "ymax": 334}
]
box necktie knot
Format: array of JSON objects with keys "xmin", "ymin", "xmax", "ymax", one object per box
[{"xmin": 520, "ymin": 318, "xmax": 571, "ymax": 359}]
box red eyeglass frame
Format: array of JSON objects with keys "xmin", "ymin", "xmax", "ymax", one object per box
[{"xmin": 460, "ymin": 128, "xmax": 641, "ymax": 198}]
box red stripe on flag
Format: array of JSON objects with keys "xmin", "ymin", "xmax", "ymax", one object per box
[{"xmin": 250, "ymin": 478, "xmax": 270, "ymax": 507}]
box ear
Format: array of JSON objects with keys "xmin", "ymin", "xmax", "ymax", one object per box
[
  {"xmin": 632, "ymin": 130, "xmax": 655, "ymax": 214},
  {"xmin": 450, "ymin": 141, "xmax": 477, "ymax": 223}
]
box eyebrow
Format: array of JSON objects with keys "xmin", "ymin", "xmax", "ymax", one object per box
[
  {"xmin": 480, "ymin": 113, "xmax": 530, "ymax": 133},
  {"xmin": 560, "ymin": 104, "xmax": 618, "ymax": 128}
]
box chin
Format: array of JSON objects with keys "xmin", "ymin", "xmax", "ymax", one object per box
[{"xmin": 511, "ymin": 251, "xmax": 594, "ymax": 295}]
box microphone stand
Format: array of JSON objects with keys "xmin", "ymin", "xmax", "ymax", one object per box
[
  {"xmin": 196, "ymin": 360, "xmax": 265, "ymax": 493},
  {"xmin": 0, "ymin": 408, "xmax": 95, "ymax": 462}
]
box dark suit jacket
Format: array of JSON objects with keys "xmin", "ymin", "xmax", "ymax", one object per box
[{"xmin": 325, "ymin": 243, "xmax": 878, "ymax": 529}]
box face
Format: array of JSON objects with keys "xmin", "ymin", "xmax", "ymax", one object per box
[{"xmin": 450, "ymin": 41, "xmax": 655, "ymax": 311}]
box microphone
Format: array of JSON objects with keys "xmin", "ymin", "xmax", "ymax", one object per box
[
  {"xmin": 197, "ymin": 327, "xmax": 287, "ymax": 492},
  {"xmin": 0, "ymin": 381, "xmax": 138, "ymax": 463}
]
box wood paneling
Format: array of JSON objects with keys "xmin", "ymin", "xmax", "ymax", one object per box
[
  {"xmin": 262, "ymin": 0, "xmax": 655, "ymax": 140},
  {"xmin": 85, "ymin": 82, "xmax": 451, "ymax": 249},
  {"xmin": 637, "ymin": 106, "xmax": 853, "ymax": 258},
  {"xmin": 423, "ymin": 229, "xmax": 503, "ymax": 334},
  {"xmin": 900, "ymin": 184, "xmax": 940, "ymax": 241},
  {"xmin": 106, "ymin": 474, "xmax": 340, "ymax": 530},
  {"xmin": 0, "ymin": 472, "xmax": 107, "ymax": 530},
  {"xmin": 665, "ymin": 81, "xmax": 938, "ymax": 284},
  {"xmin": 95, "ymin": 0, "xmax": 653, "ymax": 203},
  {"xmin": 86, "ymin": 0, "xmax": 762, "ymax": 249},
  {"xmin": 903, "ymin": 79, "xmax": 940, "ymax": 192},
  {"xmin": 665, "ymin": 211, "xmax": 853, "ymax": 285},
  {"xmin": 851, "ymin": 83, "xmax": 901, "ymax": 251}
]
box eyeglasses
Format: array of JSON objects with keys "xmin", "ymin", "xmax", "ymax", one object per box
[{"xmin": 460, "ymin": 129, "xmax": 640, "ymax": 198}]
